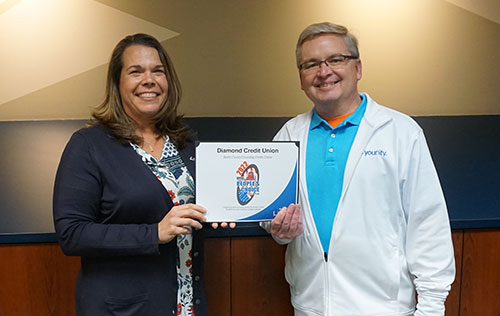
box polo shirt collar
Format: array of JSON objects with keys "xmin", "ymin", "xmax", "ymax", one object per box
[{"xmin": 310, "ymin": 94, "xmax": 367, "ymax": 130}]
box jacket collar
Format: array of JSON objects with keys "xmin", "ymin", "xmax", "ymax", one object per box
[
  {"xmin": 360, "ymin": 93, "xmax": 392, "ymax": 129},
  {"xmin": 341, "ymin": 93, "xmax": 392, "ymax": 196},
  {"xmin": 177, "ymin": 136, "xmax": 196, "ymax": 179}
]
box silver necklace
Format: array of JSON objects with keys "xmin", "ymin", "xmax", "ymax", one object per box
[{"xmin": 142, "ymin": 135, "xmax": 164, "ymax": 153}]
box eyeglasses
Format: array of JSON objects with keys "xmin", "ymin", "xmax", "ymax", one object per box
[{"xmin": 299, "ymin": 54, "xmax": 358, "ymax": 72}]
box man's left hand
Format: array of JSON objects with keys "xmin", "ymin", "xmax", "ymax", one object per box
[{"xmin": 270, "ymin": 204, "xmax": 303, "ymax": 239}]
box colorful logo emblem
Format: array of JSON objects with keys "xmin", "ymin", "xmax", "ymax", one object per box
[{"xmin": 236, "ymin": 161, "xmax": 260, "ymax": 205}]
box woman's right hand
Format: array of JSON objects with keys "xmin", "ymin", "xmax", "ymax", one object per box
[{"xmin": 158, "ymin": 204, "xmax": 207, "ymax": 244}]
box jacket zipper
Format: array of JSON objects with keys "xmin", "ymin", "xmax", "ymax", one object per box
[{"xmin": 324, "ymin": 251, "xmax": 330, "ymax": 315}]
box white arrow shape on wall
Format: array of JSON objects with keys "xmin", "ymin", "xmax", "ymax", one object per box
[
  {"xmin": 0, "ymin": 0, "xmax": 178, "ymax": 106},
  {"xmin": 442, "ymin": 0, "xmax": 499, "ymax": 24}
]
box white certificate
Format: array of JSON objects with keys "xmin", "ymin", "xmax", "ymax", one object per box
[{"xmin": 196, "ymin": 142, "xmax": 299, "ymax": 222}]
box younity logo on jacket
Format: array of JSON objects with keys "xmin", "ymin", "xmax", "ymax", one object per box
[{"xmin": 363, "ymin": 149, "xmax": 387, "ymax": 157}]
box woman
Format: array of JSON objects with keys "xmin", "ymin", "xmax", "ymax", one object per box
[{"xmin": 53, "ymin": 33, "xmax": 210, "ymax": 316}]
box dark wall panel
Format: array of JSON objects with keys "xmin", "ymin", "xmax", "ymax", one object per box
[
  {"xmin": 0, "ymin": 115, "xmax": 499, "ymax": 243},
  {"xmin": 0, "ymin": 121, "xmax": 84, "ymax": 235},
  {"xmin": 415, "ymin": 116, "xmax": 500, "ymax": 229}
]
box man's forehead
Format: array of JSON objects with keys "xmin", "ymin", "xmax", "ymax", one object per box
[{"xmin": 300, "ymin": 34, "xmax": 348, "ymax": 58}]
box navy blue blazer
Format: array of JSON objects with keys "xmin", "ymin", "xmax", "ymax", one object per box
[{"xmin": 53, "ymin": 125, "xmax": 208, "ymax": 316}]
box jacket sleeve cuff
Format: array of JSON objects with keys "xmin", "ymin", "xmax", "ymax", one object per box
[
  {"xmin": 414, "ymin": 292, "xmax": 448, "ymax": 316},
  {"xmin": 259, "ymin": 221, "xmax": 292, "ymax": 245}
]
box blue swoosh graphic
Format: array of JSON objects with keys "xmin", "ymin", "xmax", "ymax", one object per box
[{"xmin": 240, "ymin": 163, "xmax": 298, "ymax": 221}]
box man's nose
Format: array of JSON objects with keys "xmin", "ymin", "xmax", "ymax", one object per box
[{"xmin": 318, "ymin": 62, "xmax": 333, "ymax": 76}]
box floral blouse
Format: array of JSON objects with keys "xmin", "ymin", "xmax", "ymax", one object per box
[{"xmin": 131, "ymin": 136, "xmax": 195, "ymax": 316}]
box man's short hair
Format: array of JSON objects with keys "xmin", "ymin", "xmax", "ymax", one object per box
[{"xmin": 296, "ymin": 22, "xmax": 360, "ymax": 68}]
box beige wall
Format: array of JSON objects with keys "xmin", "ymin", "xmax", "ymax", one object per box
[{"xmin": 1, "ymin": 0, "xmax": 499, "ymax": 120}]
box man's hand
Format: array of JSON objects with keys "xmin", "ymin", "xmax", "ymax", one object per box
[{"xmin": 270, "ymin": 204, "xmax": 303, "ymax": 239}]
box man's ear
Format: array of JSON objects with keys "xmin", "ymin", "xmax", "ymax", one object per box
[
  {"xmin": 299, "ymin": 72, "xmax": 306, "ymax": 91},
  {"xmin": 356, "ymin": 59, "xmax": 363, "ymax": 81}
]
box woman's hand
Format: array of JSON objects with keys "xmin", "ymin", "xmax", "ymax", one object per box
[
  {"xmin": 270, "ymin": 203, "xmax": 303, "ymax": 239},
  {"xmin": 158, "ymin": 204, "xmax": 207, "ymax": 244},
  {"xmin": 211, "ymin": 222, "xmax": 236, "ymax": 229}
]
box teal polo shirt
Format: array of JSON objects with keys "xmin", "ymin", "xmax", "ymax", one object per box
[{"xmin": 306, "ymin": 95, "xmax": 367, "ymax": 255}]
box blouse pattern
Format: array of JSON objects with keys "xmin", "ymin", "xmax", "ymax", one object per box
[{"xmin": 131, "ymin": 136, "xmax": 195, "ymax": 316}]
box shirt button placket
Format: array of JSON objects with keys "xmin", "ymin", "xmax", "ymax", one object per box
[{"xmin": 329, "ymin": 132, "xmax": 336, "ymax": 154}]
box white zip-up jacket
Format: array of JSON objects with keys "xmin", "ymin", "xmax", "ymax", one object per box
[{"xmin": 272, "ymin": 94, "xmax": 455, "ymax": 316}]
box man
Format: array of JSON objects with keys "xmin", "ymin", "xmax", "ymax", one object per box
[{"xmin": 268, "ymin": 22, "xmax": 455, "ymax": 316}]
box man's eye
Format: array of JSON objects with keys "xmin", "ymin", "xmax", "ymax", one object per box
[
  {"xmin": 303, "ymin": 62, "xmax": 318, "ymax": 69},
  {"xmin": 328, "ymin": 57, "xmax": 343, "ymax": 64}
]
